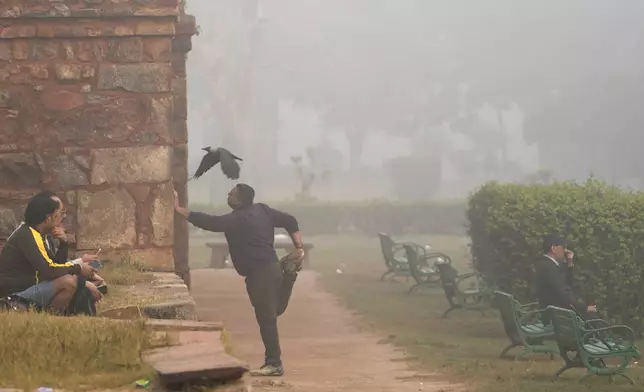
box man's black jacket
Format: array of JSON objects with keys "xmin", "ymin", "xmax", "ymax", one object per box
[{"xmin": 534, "ymin": 255, "xmax": 586, "ymax": 313}]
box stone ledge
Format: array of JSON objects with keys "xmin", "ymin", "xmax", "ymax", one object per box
[
  {"xmin": 0, "ymin": 20, "xmax": 178, "ymax": 39},
  {"xmin": 0, "ymin": 1, "xmax": 180, "ymax": 20}
]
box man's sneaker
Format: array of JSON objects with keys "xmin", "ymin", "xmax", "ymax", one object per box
[{"xmin": 250, "ymin": 364, "xmax": 284, "ymax": 377}]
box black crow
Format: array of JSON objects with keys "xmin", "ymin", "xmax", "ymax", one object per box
[{"xmin": 192, "ymin": 147, "xmax": 243, "ymax": 180}]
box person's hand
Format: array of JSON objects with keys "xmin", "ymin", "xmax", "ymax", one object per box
[
  {"xmin": 52, "ymin": 227, "xmax": 67, "ymax": 242},
  {"xmin": 81, "ymin": 253, "xmax": 99, "ymax": 263},
  {"xmin": 173, "ymin": 190, "xmax": 190, "ymax": 218},
  {"xmin": 86, "ymin": 281, "xmax": 103, "ymax": 302},
  {"xmin": 174, "ymin": 190, "xmax": 181, "ymax": 210},
  {"xmin": 565, "ymin": 249, "xmax": 574, "ymax": 266},
  {"xmin": 79, "ymin": 262, "xmax": 96, "ymax": 278},
  {"xmin": 587, "ymin": 304, "xmax": 597, "ymax": 313}
]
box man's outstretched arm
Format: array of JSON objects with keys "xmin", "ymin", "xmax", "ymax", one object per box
[{"xmin": 174, "ymin": 191, "xmax": 235, "ymax": 233}]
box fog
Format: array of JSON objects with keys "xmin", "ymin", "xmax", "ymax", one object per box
[{"xmin": 185, "ymin": 0, "xmax": 644, "ymax": 204}]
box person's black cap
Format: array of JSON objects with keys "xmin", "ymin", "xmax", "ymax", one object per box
[{"xmin": 542, "ymin": 234, "xmax": 566, "ymax": 252}]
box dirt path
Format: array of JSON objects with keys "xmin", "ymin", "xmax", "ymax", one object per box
[{"xmin": 191, "ymin": 269, "xmax": 458, "ymax": 392}]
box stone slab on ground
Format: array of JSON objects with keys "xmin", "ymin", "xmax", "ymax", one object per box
[
  {"xmin": 142, "ymin": 299, "xmax": 197, "ymax": 320},
  {"xmin": 144, "ymin": 342, "xmax": 249, "ymax": 385},
  {"xmin": 145, "ymin": 319, "xmax": 224, "ymax": 332}
]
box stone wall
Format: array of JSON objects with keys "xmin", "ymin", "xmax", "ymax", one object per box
[{"xmin": 0, "ymin": 0, "xmax": 195, "ymax": 281}]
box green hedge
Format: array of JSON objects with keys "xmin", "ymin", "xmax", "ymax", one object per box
[
  {"xmin": 189, "ymin": 200, "xmax": 466, "ymax": 236},
  {"xmin": 467, "ymin": 179, "xmax": 644, "ymax": 332}
]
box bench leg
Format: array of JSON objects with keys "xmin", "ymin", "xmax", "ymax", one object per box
[
  {"xmin": 210, "ymin": 250, "xmax": 227, "ymax": 269},
  {"xmin": 515, "ymin": 348, "xmax": 533, "ymax": 361},
  {"xmin": 554, "ymin": 363, "xmax": 574, "ymax": 380},
  {"xmin": 500, "ymin": 343, "xmax": 520, "ymax": 359},
  {"xmin": 380, "ymin": 271, "xmax": 393, "ymax": 281},
  {"xmin": 441, "ymin": 305, "xmax": 461, "ymax": 319},
  {"xmin": 614, "ymin": 373, "xmax": 635, "ymax": 385},
  {"xmin": 407, "ymin": 283, "xmax": 421, "ymax": 295}
]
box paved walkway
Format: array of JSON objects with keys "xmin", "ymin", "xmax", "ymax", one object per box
[{"xmin": 191, "ymin": 269, "xmax": 457, "ymax": 392}]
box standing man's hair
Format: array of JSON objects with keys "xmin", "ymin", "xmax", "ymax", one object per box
[
  {"xmin": 236, "ymin": 183, "xmax": 255, "ymax": 207},
  {"xmin": 24, "ymin": 190, "xmax": 60, "ymax": 227}
]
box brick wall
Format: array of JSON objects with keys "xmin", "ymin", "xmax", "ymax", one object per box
[{"xmin": 0, "ymin": 0, "xmax": 195, "ymax": 280}]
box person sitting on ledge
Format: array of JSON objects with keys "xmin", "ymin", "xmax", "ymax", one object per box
[
  {"xmin": 0, "ymin": 191, "xmax": 99, "ymax": 314},
  {"xmin": 46, "ymin": 223, "xmax": 108, "ymax": 295}
]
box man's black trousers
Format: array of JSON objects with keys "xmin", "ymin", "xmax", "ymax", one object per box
[{"xmin": 245, "ymin": 261, "xmax": 298, "ymax": 367}]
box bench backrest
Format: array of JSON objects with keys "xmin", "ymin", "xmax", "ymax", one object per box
[
  {"xmin": 548, "ymin": 306, "xmax": 581, "ymax": 350},
  {"xmin": 402, "ymin": 244, "xmax": 428, "ymax": 282},
  {"xmin": 377, "ymin": 233, "xmax": 397, "ymax": 263},
  {"xmin": 494, "ymin": 291, "xmax": 522, "ymax": 337}
]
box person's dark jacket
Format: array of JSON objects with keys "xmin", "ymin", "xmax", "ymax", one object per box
[
  {"xmin": 534, "ymin": 255, "xmax": 586, "ymax": 314},
  {"xmin": 0, "ymin": 223, "xmax": 81, "ymax": 297},
  {"xmin": 188, "ymin": 203, "xmax": 299, "ymax": 277}
]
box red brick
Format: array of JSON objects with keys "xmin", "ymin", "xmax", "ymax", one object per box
[
  {"xmin": 1, "ymin": 25, "xmax": 36, "ymax": 39},
  {"xmin": 41, "ymin": 90, "xmax": 85, "ymax": 111}
]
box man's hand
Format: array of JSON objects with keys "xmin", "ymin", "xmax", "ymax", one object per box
[
  {"xmin": 86, "ymin": 281, "xmax": 103, "ymax": 302},
  {"xmin": 565, "ymin": 249, "xmax": 574, "ymax": 267},
  {"xmin": 79, "ymin": 262, "xmax": 95, "ymax": 278},
  {"xmin": 81, "ymin": 253, "xmax": 99, "ymax": 263},
  {"xmin": 174, "ymin": 190, "xmax": 190, "ymax": 218},
  {"xmin": 587, "ymin": 304, "xmax": 597, "ymax": 313},
  {"xmin": 52, "ymin": 227, "xmax": 67, "ymax": 242},
  {"xmin": 286, "ymin": 248, "xmax": 305, "ymax": 265}
]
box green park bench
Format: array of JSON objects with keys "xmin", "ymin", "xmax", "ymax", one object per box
[
  {"xmin": 494, "ymin": 291, "xmax": 559, "ymax": 360},
  {"xmin": 377, "ymin": 233, "xmax": 411, "ymax": 281},
  {"xmin": 436, "ymin": 263, "xmax": 493, "ymax": 319},
  {"xmin": 401, "ymin": 243, "xmax": 445, "ymax": 294},
  {"xmin": 548, "ymin": 306, "xmax": 641, "ymax": 385}
]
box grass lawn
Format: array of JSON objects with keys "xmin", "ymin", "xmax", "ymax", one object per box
[
  {"xmin": 0, "ymin": 262, "xmax": 158, "ymax": 390},
  {"xmin": 190, "ymin": 233, "xmax": 644, "ymax": 392}
]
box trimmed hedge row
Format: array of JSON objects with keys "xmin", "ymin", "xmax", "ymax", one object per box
[
  {"xmin": 189, "ymin": 200, "xmax": 466, "ymax": 236},
  {"xmin": 467, "ymin": 179, "xmax": 644, "ymax": 332}
]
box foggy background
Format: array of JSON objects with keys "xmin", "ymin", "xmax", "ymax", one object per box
[{"xmin": 185, "ymin": 0, "xmax": 644, "ymax": 204}]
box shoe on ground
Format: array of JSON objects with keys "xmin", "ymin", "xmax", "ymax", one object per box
[{"xmin": 250, "ymin": 364, "xmax": 284, "ymax": 377}]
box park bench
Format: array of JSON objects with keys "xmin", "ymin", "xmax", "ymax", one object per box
[
  {"xmin": 401, "ymin": 243, "xmax": 446, "ymax": 294},
  {"xmin": 206, "ymin": 237, "xmax": 314, "ymax": 269},
  {"xmin": 548, "ymin": 305, "xmax": 641, "ymax": 385},
  {"xmin": 377, "ymin": 233, "xmax": 411, "ymax": 281},
  {"xmin": 494, "ymin": 291, "xmax": 559, "ymax": 360},
  {"xmin": 436, "ymin": 263, "xmax": 493, "ymax": 319}
]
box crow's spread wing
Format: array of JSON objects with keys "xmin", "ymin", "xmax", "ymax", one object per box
[
  {"xmin": 218, "ymin": 148, "xmax": 241, "ymax": 180},
  {"xmin": 192, "ymin": 150, "xmax": 221, "ymax": 180}
]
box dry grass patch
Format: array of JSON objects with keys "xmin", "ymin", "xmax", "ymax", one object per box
[{"xmin": 0, "ymin": 311, "xmax": 154, "ymax": 390}]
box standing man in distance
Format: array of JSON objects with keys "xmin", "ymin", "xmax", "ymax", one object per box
[
  {"xmin": 534, "ymin": 234, "xmax": 597, "ymax": 322},
  {"xmin": 174, "ymin": 183, "xmax": 305, "ymax": 377}
]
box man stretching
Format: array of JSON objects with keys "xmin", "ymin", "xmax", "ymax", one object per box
[{"xmin": 174, "ymin": 184, "xmax": 304, "ymax": 377}]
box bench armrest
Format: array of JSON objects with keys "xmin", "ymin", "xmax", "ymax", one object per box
[
  {"xmin": 582, "ymin": 325, "xmax": 636, "ymax": 349},
  {"xmin": 585, "ymin": 318, "xmax": 611, "ymax": 329}
]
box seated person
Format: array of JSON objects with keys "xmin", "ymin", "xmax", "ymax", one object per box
[
  {"xmin": 46, "ymin": 225, "xmax": 107, "ymax": 294},
  {"xmin": 0, "ymin": 191, "xmax": 99, "ymax": 313},
  {"xmin": 535, "ymin": 234, "xmax": 597, "ymax": 322}
]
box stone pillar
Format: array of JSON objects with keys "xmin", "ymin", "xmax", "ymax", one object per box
[{"xmin": 0, "ymin": 0, "xmax": 195, "ymax": 280}]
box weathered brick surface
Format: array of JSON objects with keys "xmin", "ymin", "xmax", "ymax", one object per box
[{"xmin": 0, "ymin": 1, "xmax": 195, "ymax": 277}]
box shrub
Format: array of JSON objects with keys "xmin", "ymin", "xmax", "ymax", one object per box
[
  {"xmin": 189, "ymin": 200, "xmax": 466, "ymax": 236},
  {"xmin": 467, "ymin": 179, "xmax": 644, "ymax": 332}
]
